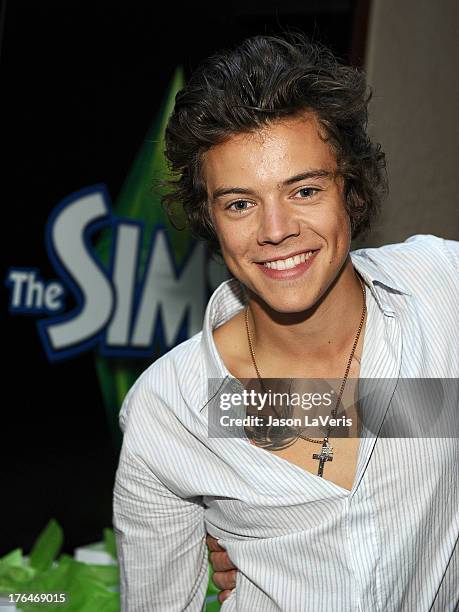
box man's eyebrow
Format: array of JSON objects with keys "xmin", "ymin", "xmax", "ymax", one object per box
[
  {"xmin": 283, "ymin": 169, "xmax": 336, "ymax": 186},
  {"xmin": 211, "ymin": 169, "xmax": 336, "ymax": 202}
]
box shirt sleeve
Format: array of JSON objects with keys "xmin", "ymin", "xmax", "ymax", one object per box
[{"xmin": 113, "ymin": 391, "xmax": 208, "ymax": 611}]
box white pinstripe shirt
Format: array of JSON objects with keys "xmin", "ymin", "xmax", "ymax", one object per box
[{"xmin": 113, "ymin": 234, "xmax": 459, "ymax": 611}]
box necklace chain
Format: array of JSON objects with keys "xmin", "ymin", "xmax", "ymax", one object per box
[{"xmin": 244, "ymin": 276, "xmax": 366, "ymax": 446}]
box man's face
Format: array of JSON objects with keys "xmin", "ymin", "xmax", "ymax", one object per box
[{"xmin": 203, "ymin": 112, "xmax": 352, "ymax": 313}]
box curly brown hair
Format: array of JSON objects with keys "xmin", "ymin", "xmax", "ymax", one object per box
[{"xmin": 161, "ymin": 31, "xmax": 387, "ymax": 255}]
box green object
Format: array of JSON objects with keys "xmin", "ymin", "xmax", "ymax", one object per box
[
  {"xmin": 29, "ymin": 519, "xmax": 63, "ymax": 572},
  {"xmin": 207, "ymin": 560, "xmax": 220, "ymax": 596},
  {"xmin": 102, "ymin": 528, "xmax": 117, "ymax": 561},
  {"xmin": 0, "ymin": 521, "xmax": 119, "ymax": 611},
  {"xmin": 0, "ymin": 520, "xmax": 220, "ymax": 610},
  {"xmin": 14, "ymin": 555, "xmax": 119, "ymax": 611},
  {"xmin": 205, "ymin": 560, "xmax": 221, "ymax": 610},
  {"xmin": 93, "ymin": 65, "xmax": 193, "ymax": 453},
  {"xmin": 0, "ymin": 549, "xmax": 37, "ymax": 592}
]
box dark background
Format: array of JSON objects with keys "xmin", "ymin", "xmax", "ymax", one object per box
[{"xmin": 1, "ymin": 0, "xmax": 367, "ymax": 556}]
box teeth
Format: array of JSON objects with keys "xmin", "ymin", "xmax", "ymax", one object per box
[{"xmin": 263, "ymin": 250, "xmax": 315, "ymax": 270}]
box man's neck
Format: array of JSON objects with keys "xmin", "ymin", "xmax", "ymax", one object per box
[{"xmin": 246, "ymin": 257, "xmax": 365, "ymax": 371}]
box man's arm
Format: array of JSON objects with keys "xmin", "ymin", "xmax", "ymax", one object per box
[{"xmin": 113, "ymin": 441, "xmax": 208, "ymax": 611}]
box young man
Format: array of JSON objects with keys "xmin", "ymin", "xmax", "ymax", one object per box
[{"xmin": 113, "ymin": 33, "xmax": 459, "ymax": 610}]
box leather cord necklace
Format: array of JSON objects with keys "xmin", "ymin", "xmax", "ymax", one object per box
[{"xmin": 244, "ymin": 277, "xmax": 366, "ymax": 477}]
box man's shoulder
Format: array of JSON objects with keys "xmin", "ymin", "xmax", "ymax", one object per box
[
  {"xmin": 135, "ymin": 331, "xmax": 203, "ymax": 385},
  {"xmin": 118, "ymin": 332, "xmax": 204, "ymax": 432},
  {"xmin": 353, "ymin": 234, "xmax": 459, "ymax": 293},
  {"xmin": 355, "ymin": 233, "xmax": 456, "ymax": 260}
]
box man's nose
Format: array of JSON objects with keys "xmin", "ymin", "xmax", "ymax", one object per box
[{"xmin": 256, "ymin": 200, "xmax": 300, "ymax": 245}]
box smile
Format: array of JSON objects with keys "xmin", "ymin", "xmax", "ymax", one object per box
[
  {"xmin": 255, "ymin": 249, "xmax": 320, "ymax": 280},
  {"xmin": 262, "ymin": 250, "xmax": 317, "ymax": 270}
]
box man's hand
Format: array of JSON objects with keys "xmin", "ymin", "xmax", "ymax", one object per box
[{"xmin": 206, "ymin": 534, "xmax": 238, "ymax": 604}]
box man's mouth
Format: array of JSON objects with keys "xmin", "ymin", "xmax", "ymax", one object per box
[{"xmin": 258, "ymin": 249, "xmax": 320, "ymax": 271}]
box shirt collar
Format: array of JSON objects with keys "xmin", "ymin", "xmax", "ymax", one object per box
[
  {"xmin": 200, "ymin": 249, "xmax": 412, "ymax": 390},
  {"xmin": 350, "ymin": 250, "xmax": 412, "ymax": 315},
  {"xmin": 201, "ymin": 278, "xmax": 247, "ymax": 382}
]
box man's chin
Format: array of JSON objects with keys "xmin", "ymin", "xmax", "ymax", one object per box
[
  {"xmin": 237, "ymin": 275, "xmax": 322, "ymax": 314},
  {"xmin": 249, "ymin": 291, "xmax": 319, "ymax": 316},
  {"xmin": 269, "ymin": 302, "xmax": 317, "ymax": 316}
]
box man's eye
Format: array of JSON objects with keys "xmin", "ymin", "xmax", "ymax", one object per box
[
  {"xmin": 296, "ymin": 187, "xmax": 320, "ymax": 198},
  {"xmin": 227, "ymin": 200, "xmax": 253, "ymax": 213}
]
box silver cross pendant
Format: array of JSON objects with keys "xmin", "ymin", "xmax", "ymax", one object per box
[{"xmin": 312, "ymin": 440, "xmax": 334, "ymax": 477}]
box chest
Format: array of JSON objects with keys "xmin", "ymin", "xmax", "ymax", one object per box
[
  {"xmin": 258, "ymin": 436, "xmax": 360, "ymax": 492},
  {"xmin": 246, "ymin": 364, "xmax": 363, "ymax": 492}
]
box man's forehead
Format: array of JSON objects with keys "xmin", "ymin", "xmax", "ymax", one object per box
[{"xmin": 203, "ymin": 114, "xmax": 335, "ymax": 189}]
